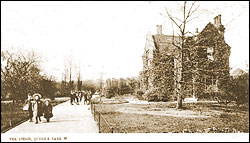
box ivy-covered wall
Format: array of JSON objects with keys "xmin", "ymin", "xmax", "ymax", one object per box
[
  {"xmin": 140, "ymin": 22, "xmax": 231, "ymax": 101},
  {"xmin": 183, "ymin": 22, "xmax": 231, "ymax": 99}
]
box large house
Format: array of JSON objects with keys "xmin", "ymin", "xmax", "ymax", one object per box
[{"xmin": 139, "ymin": 14, "xmax": 231, "ymax": 100}]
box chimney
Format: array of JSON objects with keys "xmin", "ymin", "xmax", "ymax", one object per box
[
  {"xmin": 217, "ymin": 14, "xmax": 222, "ymax": 26},
  {"xmin": 156, "ymin": 25, "xmax": 162, "ymax": 35},
  {"xmin": 214, "ymin": 14, "xmax": 225, "ymax": 37},
  {"xmin": 195, "ymin": 28, "xmax": 199, "ymax": 33},
  {"xmin": 214, "ymin": 16, "xmax": 218, "ymax": 27},
  {"xmin": 214, "ymin": 14, "xmax": 223, "ymax": 28}
]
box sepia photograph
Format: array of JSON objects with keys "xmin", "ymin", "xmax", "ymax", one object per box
[{"xmin": 1, "ymin": 1, "xmax": 249, "ymax": 142}]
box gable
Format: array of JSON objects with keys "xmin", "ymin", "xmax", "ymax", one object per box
[
  {"xmin": 195, "ymin": 22, "xmax": 224, "ymax": 46},
  {"xmin": 152, "ymin": 35, "xmax": 180, "ymax": 55}
]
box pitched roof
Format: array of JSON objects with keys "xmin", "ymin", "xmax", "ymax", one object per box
[
  {"xmin": 152, "ymin": 34, "xmax": 181, "ymax": 55},
  {"xmin": 150, "ymin": 21, "xmax": 230, "ymax": 56}
]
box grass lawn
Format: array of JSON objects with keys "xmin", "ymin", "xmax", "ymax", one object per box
[
  {"xmin": 1, "ymin": 97, "xmax": 70, "ymax": 133},
  {"xmin": 93, "ymin": 98, "xmax": 249, "ymax": 133}
]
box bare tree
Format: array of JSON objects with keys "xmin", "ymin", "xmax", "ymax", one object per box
[
  {"xmin": 166, "ymin": 1, "xmax": 200, "ymax": 108},
  {"xmin": 77, "ymin": 67, "xmax": 82, "ymax": 91}
]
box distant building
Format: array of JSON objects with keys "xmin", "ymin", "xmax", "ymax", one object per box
[{"xmin": 139, "ymin": 14, "xmax": 231, "ymax": 100}]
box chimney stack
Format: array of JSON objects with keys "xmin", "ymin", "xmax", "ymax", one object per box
[
  {"xmin": 214, "ymin": 14, "xmax": 222, "ymax": 28},
  {"xmin": 195, "ymin": 28, "xmax": 199, "ymax": 33},
  {"xmin": 214, "ymin": 14, "xmax": 225, "ymax": 37},
  {"xmin": 217, "ymin": 14, "xmax": 222, "ymax": 26},
  {"xmin": 214, "ymin": 16, "xmax": 218, "ymax": 27},
  {"xmin": 156, "ymin": 25, "xmax": 162, "ymax": 35}
]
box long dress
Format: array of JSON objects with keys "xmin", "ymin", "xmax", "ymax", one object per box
[
  {"xmin": 33, "ymin": 101, "xmax": 43, "ymax": 117},
  {"xmin": 44, "ymin": 104, "xmax": 53, "ymax": 119}
]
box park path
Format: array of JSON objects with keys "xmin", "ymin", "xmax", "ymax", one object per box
[{"xmin": 3, "ymin": 100, "xmax": 98, "ymax": 133}]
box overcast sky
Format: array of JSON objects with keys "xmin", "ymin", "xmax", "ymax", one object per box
[{"xmin": 1, "ymin": 1, "xmax": 249, "ymax": 81}]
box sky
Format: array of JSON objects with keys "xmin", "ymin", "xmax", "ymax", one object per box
[{"xmin": 1, "ymin": 1, "xmax": 249, "ymax": 81}]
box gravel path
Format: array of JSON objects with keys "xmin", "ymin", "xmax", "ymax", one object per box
[{"xmin": 2, "ymin": 100, "xmax": 98, "ymax": 133}]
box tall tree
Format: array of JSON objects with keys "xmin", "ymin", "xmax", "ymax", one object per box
[
  {"xmin": 77, "ymin": 68, "xmax": 82, "ymax": 91},
  {"xmin": 166, "ymin": 1, "xmax": 200, "ymax": 108}
]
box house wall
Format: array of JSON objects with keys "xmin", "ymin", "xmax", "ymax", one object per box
[{"xmin": 140, "ymin": 15, "xmax": 230, "ymax": 100}]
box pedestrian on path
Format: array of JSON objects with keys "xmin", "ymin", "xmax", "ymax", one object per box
[
  {"xmin": 84, "ymin": 91, "xmax": 88, "ymax": 105},
  {"xmin": 43, "ymin": 99, "xmax": 53, "ymax": 122},
  {"xmin": 75, "ymin": 91, "xmax": 79, "ymax": 105},
  {"xmin": 86, "ymin": 90, "xmax": 92, "ymax": 105},
  {"xmin": 33, "ymin": 93, "xmax": 43, "ymax": 124},
  {"xmin": 25, "ymin": 93, "xmax": 34, "ymax": 122},
  {"xmin": 70, "ymin": 90, "xmax": 74, "ymax": 105},
  {"xmin": 73, "ymin": 91, "xmax": 77, "ymax": 104}
]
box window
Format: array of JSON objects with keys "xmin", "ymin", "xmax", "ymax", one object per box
[{"xmin": 207, "ymin": 47, "xmax": 214, "ymax": 61}]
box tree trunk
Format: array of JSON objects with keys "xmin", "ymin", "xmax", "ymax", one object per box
[
  {"xmin": 175, "ymin": 50, "xmax": 183, "ymax": 109},
  {"xmin": 176, "ymin": 82, "xmax": 182, "ymax": 109}
]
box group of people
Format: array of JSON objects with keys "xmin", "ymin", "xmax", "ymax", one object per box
[
  {"xmin": 70, "ymin": 90, "xmax": 93, "ymax": 105},
  {"xmin": 25, "ymin": 93, "xmax": 53, "ymax": 124}
]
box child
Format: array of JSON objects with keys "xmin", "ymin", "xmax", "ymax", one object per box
[
  {"xmin": 33, "ymin": 94, "xmax": 43, "ymax": 124},
  {"xmin": 43, "ymin": 99, "xmax": 53, "ymax": 122},
  {"xmin": 25, "ymin": 93, "xmax": 34, "ymax": 122}
]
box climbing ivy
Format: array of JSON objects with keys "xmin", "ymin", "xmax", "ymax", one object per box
[{"xmin": 148, "ymin": 22, "xmax": 231, "ymax": 102}]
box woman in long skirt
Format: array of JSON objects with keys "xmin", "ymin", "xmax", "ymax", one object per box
[{"xmin": 33, "ymin": 94, "xmax": 43, "ymax": 124}]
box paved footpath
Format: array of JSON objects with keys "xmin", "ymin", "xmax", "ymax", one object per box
[{"xmin": 3, "ymin": 100, "xmax": 98, "ymax": 133}]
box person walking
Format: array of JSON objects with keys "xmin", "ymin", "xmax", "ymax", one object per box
[
  {"xmin": 70, "ymin": 90, "xmax": 74, "ymax": 105},
  {"xmin": 33, "ymin": 93, "xmax": 43, "ymax": 124},
  {"xmin": 43, "ymin": 99, "xmax": 53, "ymax": 122},
  {"xmin": 75, "ymin": 91, "xmax": 79, "ymax": 105},
  {"xmin": 25, "ymin": 93, "xmax": 34, "ymax": 122},
  {"xmin": 73, "ymin": 91, "xmax": 77, "ymax": 104},
  {"xmin": 79, "ymin": 91, "xmax": 83, "ymax": 102},
  {"xmin": 87, "ymin": 91, "xmax": 92, "ymax": 105},
  {"xmin": 84, "ymin": 91, "xmax": 88, "ymax": 105}
]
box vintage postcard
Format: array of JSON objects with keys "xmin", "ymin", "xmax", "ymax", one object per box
[{"xmin": 1, "ymin": 1, "xmax": 249, "ymax": 142}]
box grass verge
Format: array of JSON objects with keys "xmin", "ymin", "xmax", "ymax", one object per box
[{"xmin": 93, "ymin": 101, "xmax": 249, "ymax": 133}]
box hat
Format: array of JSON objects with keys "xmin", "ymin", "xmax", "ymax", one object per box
[
  {"xmin": 43, "ymin": 98, "xmax": 51, "ymax": 102},
  {"xmin": 33, "ymin": 93, "xmax": 42, "ymax": 98}
]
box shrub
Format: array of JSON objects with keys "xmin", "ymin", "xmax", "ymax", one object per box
[
  {"xmin": 136, "ymin": 89, "xmax": 145, "ymax": 96},
  {"xmin": 143, "ymin": 90, "xmax": 158, "ymax": 101},
  {"xmin": 229, "ymin": 72, "xmax": 249, "ymax": 106},
  {"xmin": 104, "ymin": 87, "xmax": 117, "ymax": 98},
  {"xmin": 134, "ymin": 89, "xmax": 145, "ymax": 100},
  {"xmin": 142, "ymin": 89, "xmax": 169, "ymax": 102}
]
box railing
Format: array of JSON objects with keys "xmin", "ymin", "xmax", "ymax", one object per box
[{"xmin": 90, "ymin": 102, "xmax": 126, "ymax": 133}]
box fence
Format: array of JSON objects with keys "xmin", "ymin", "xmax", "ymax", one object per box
[
  {"xmin": 1, "ymin": 101, "xmax": 29, "ymax": 133},
  {"xmin": 90, "ymin": 102, "xmax": 126, "ymax": 133}
]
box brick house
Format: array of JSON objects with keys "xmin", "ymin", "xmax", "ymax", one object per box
[{"xmin": 139, "ymin": 14, "xmax": 231, "ymax": 100}]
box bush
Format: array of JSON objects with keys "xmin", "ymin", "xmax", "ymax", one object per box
[
  {"xmin": 136, "ymin": 89, "xmax": 145, "ymax": 96},
  {"xmin": 104, "ymin": 87, "xmax": 117, "ymax": 98},
  {"xmin": 229, "ymin": 73, "xmax": 249, "ymax": 105},
  {"xmin": 143, "ymin": 90, "xmax": 158, "ymax": 101},
  {"xmin": 142, "ymin": 89, "xmax": 169, "ymax": 102},
  {"xmin": 134, "ymin": 89, "xmax": 145, "ymax": 100}
]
